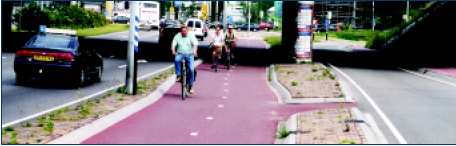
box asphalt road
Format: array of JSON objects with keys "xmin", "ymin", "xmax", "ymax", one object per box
[
  {"xmin": 313, "ymin": 43, "xmax": 456, "ymax": 144},
  {"xmin": 337, "ymin": 67, "xmax": 456, "ymax": 144},
  {"xmin": 1, "ymin": 52, "xmax": 172, "ymax": 124}
]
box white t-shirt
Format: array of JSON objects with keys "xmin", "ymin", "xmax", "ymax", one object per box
[{"xmin": 212, "ymin": 33, "xmax": 225, "ymax": 46}]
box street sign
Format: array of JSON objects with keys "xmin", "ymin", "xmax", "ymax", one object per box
[{"xmin": 327, "ymin": 11, "xmax": 332, "ymax": 20}]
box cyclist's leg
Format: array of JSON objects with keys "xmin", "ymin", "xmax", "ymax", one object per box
[{"xmin": 174, "ymin": 54, "xmax": 184, "ymax": 77}]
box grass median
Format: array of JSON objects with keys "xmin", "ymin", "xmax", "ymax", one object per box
[{"xmin": 77, "ymin": 24, "xmax": 129, "ymax": 37}]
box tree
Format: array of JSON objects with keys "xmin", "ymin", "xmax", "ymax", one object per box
[{"xmin": 240, "ymin": 1, "xmax": 274, "ymax": 23}]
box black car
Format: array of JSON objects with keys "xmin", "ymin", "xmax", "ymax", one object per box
[
  {"xmin": 113, "ymin": 16, "xmax": 129, "ymax": 24},
  {"xmin": 237, "ymin": 23, "xmax": 259, "ymax": 31},
  {"xmin": 14, "ymin": 31, "xmax": 103, "ymax": 87}
]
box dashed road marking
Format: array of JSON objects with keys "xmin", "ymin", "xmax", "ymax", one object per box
[
  {"xmin": 2, "ymin": 56, "xmax": 6, "ymax": 59},
  {"xmin": 118, "ymin": 65, "xmax": 127, "ymax": 69},
  {"xmin": 190, "ymin": 132, "xmax": 199, "ymax": 136},
  {"xmin": 223, "ymin": 89, "xmax": 229, "ymax": 93},
  {"xmin": 217, "ymin": 104, "xmax": 224, "ymax": 108},
  {"xmin": 223, "ymin": 82, "xmax": 229, "ymax": 86},
  {"xmin": 205, "ymin": 116, "xmax": 214, "ymax": 120},
  {"xmin": 224, "ymin": 77, "xmax": 228, "ymax": 81},
  {"xmin": 221, "ymin": 96, "xmax": 228, "ymax": 99},
  {"xmin": 137, "ymin": 59, "xmax": 148, "ymax": 63}
]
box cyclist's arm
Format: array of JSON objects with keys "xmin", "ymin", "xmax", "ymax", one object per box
[
  {"xmin": 171, "ymin": 34, "xmax": 178, "ymax": 55},
  {"xmin": 191, "ymin": 34, "xmax": 198, "ymax": 56}
]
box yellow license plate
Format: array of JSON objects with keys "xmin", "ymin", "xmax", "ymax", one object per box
[{"xmin": 33, "ymin": 55, "xmax": 54, "ymax": 61}]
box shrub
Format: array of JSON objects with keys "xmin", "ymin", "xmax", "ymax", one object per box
[
  {"xmin": 276, "ymin": 126, "xmax": 290, "ymax": 139},
  {"xmin": 264, "ymin": 36, "xmax": 282, "ymax": 47},
  {"xmin": 14, "ymin": 3, "xmax": 108, "ymax": 31}
]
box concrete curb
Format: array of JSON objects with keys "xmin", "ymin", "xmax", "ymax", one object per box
[
  {"xmin": 48, "ymin": 60, "xmax": 202, "ymax": 144},
  {"xmin": 274, "ymin": 114, "xmax": 298, "ymax": 144},
  {"xmin": 268, "ymin": 64, "xmax": 354, "ymax": 104},
  {"xmin": 278, "ymin": 108, "xmax": 388, "ymax": 144},
  {"xmin": 351, "ymin": 108, "xmax": 389, "ymax": 144}
]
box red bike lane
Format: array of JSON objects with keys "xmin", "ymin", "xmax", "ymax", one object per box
[{"xmin": 82, "ymin": 64, "xmax": 350, "ymax": 144}]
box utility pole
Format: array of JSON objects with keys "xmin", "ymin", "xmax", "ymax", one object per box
[
  {"xmin": 406, "ymin": 0, "xmax": 410, "ymax": 22},
  {"xmin": 372, "ymin": 0, "xmax": 375, "ymax": 31},
  {"xmin": 126, "ymin": 1, "xmax": 139, "ymax": 95},
  {"xmin": 248, "ymin": 1, "xmax": 251, "ymax": 36},
  {"xmin": 352, "ymin": 0, "xmax": 356, "ymax": 28},
  {"xmin": 223, "ymin": 1, "xmax": 227, "ymax": 32}
]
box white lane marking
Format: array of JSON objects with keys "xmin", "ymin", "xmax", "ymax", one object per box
[
  {"xmin": 226, "ymin": 73, "xmax": 231, "ymax": 76},
  {"xmin": 2, "ymin": 56, "xmax": 6, "ymax": 59},
  {"xmin": 217, "ymin": 104, "xmax": 224, "ymax": 108},
  {"xmin": 229, "ymin": 70, "xmax": 234, "ymax": 72},
  {"xmin": 221, "ymin": 96, "xmax": 228, "ymax": 99},
  {"xmin": 223, "ymin": 89, "xmax": 229, "ymax": 93},
  {"xmin": 399, "ymin": 68, "xmax": 456, "ymax": 88},
  {"xmin": 330, "ymin": 64, "xmax": 408, "ymax": 144},
  {"xmin": 190, "ymin": 132, "xmax": 199, "ymax": 136},
  {"xmin": 118, "ymin": 65, "xmax": 127, "ymax": 69},
  {"xmin": 224, "ymin": 77, "xmax": 228, "ymax": 81},
  {"xmin": 137, "ymin": 59, "xmax": 148, "ymax": 63},
  {"xmin": 223, "ymin": 82, "xmax": 229, "ymax": 86},
  {"xmin": 205, "ymin": 116, "xmax": 214, "ymax": 120}
]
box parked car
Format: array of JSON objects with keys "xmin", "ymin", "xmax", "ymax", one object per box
[
  {"xmin": 259, "ymin": 21, "xmax": 274, "ymax": 31},
  {"xmin": 112, "ymin": 16, "xmax": 129, "ymax": 24},
  {"xmin": 237, "ymin": 23, "xmax": 259, "ymax": 31},
  {"xmin": 14, "ymin": 28, "xmax": 103, "ymax": 87},
  {"xmin": 185, "ymin": 18, "xmax": 208, "ymax": 41}
]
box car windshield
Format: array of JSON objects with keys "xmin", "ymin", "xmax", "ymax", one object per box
[
  {"xmin": 26, "ymin": 34, "xmax": 73, "ymax": 50},
  {"xmin": 195, "ymin": 21, "xmax": 201, "ymax": 28},
  {"xmin": 187, "ymin": 21, "xmax": 194, "ymax": 27}
]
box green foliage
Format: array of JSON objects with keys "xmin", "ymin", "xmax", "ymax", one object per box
[
  {"xmin": 9, "ymin": 131, "xmax": 18, "ymax": 144},
  {"xmin": 340, "ymin": 139, "xmax": 357, "ymax": 144},
  {"xmin": 4, "ymin": 127, "xmax": 14, "ymax": 132},
  {"xmin": 334, "ymin": 30, "xmax": 375, "ymax": 41},
  {"xmin": 43, "ymin": 117, "xmax": 54, "ymax": 134},
  {"xmin": 291, "ymin": 81, "xmax": 298, "ymax": 86},
  {"xmin": 79, "ymin": 101, "xmax": 93, "ymax": 118},
  {"xmin": 264, "ymin": 36, "xmax": 281, "ymax": 47},
  {"xmin": 14, "ymin": 3, "xmax": 108, "ymax": 31},
  {"xmin": 37, "ymin": 116, "xmax": 46, "ymax": 127},
  {"xmin": 76, "ymin": 24, "xmax": 128, "ymax": 37},
  {"xmin": 117, "ymin": 86, "xmax": 128, "ymax": 94},
  {"xmin": 276, "ymin": 126, "xmax": 290, "ymax": 139}
]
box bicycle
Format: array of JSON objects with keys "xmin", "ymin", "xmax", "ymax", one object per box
[
  {"xmin": 180, "ymin": 60, "xmax": 188, "ymax": 100},
  {"xmin": 179, "ymin": 59, "xmax": 197, "ymax": 100},
  {"xmin": 224, "ymin": 41, "xmax": 235, "ymax": 70}
]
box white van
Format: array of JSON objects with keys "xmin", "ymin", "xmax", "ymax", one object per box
[
  {"xmin": 138, "ymin": 1, "xmax": 160, "ymax": 30},
  {"xmin": 185, "ymin": 18, "xmax": 208, "ymax": 41}
]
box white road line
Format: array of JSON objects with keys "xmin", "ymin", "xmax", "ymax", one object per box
[
  {"xmin": 399, "ymin": 68, "xmax": 456, "ymax": 88},
  {"xmin": 118, "ymin": 65, "xmax": 127, "ymax": 69},
  {"xmin": 2, "ymin": 56, "xmax": 6, "ymax": 59},
  {"xmin": 190, "ymin": 132, "xmax": 199, "ymax": 136},
  {"xmin": 223, "ymin": 82, "xmax": 229, "ymax": 86},
  {"xmin": 205, "ymin": 116, "xmax": 214, "ymax": 120},
  {"xmin": 330, "ymin": 64, "xmax": 408, "ymax": 144},
  {"xmin": 221, "ymin": 96, "xmax": 228, "ymax": 99},
  {"xmin": 224, "ymin": 77, "xmax": 228, "ymax": 81},
  {"xmin": 217, "ymin": 104, "xmax": 224, "ymax": 108},
  {"xmin": 223, "ymin": 89, "xmax": 229, "ymax": 93}
]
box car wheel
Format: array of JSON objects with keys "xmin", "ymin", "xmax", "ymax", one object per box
[
  {"xmin": 74, "ymin": 69, "xmax": 87, "ymax": 87},
  {"xmin": 93, "ymin": 66, "xmax": 102, "ymax": 83},
  {"xmin": 15, "ymin": 73, "xmax": 29, "ymax": 85}
]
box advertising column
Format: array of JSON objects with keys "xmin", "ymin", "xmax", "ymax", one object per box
[{"xmin": 295, "ymin": 1, "xmax": 314, "ymax": 62}]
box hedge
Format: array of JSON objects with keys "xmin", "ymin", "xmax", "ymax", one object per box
[{"xmin": 14, "ymin": 3, "xmax": 108, "ymax": 31}]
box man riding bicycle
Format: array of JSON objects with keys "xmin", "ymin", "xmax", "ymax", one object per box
[
  {"xmin": 210, "ymin": 26, "xmax": 225, "ymax": 71},
  {"xmin": 224, "ymin": 25, "xmax": 236, "ymax": 66},
  {"xmin": 171, "ymin": 25, "xmax": 198, "ymax": 94}
]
